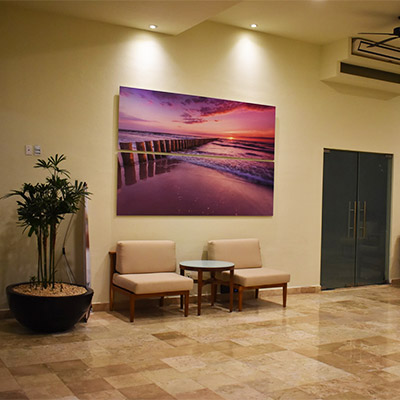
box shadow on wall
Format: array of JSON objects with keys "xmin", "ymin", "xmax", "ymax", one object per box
[
  {"xmin": 323, "ymin": 81, "xmax": 397, "ymax": 101},
  {"xmin": 0, "ymin": 209, "xmax": 37, "ymax": 310},
  {"xmin": 391, "ymin": 236, "xmax": 400, "ymax": 283},
  {"xmin": 0, "ymin": 201, "xmax": 87, "ymax": 310},
  {"xmin": 57, "ymin": 206, "xmax": 86, "ymax": 286}
]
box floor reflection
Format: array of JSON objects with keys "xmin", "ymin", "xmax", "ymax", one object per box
[{"xmin": 2, "ymin": 285, "xmax": 400, "ymax": 399}]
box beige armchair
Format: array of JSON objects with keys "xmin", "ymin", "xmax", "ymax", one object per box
[
  {"xmin": 208, "ymin": 238, "xmax": 290, "ymax": 311},
  {"xmin": 109, "ymin": 240, "xmax": 193, "ymax": 322}
]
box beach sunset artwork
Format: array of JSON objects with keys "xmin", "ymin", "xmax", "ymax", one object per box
[{"xmin": 117, "ymin": 86, "xmax": 276, "ymax": 216}]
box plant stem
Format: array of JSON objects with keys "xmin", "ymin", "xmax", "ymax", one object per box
[
  {"xmin": 42, "ymin": 232, "xmax": 48, "ymax": 288},
  {"xmin": 37, "ymin": 228, "xmax": 43, "ymax": 284},
  {"xmin": 50, "ymin": 224, "xmax": 57, "ymax": 288}
]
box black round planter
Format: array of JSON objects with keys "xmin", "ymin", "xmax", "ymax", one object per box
[{"xmin": 6, "ymin": 283, "xmax": 94, "ymax": 333}]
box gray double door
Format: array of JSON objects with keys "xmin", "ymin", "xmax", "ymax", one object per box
[{"xmin": 321, "ymin": 149, "xmax": 391, "ymax": 289}]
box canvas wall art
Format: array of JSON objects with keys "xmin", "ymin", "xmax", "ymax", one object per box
[{"xmin": 117, "ymin": 87, "xmax": 276, "ymax": 216}]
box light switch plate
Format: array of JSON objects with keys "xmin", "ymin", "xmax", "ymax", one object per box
[{"xmin": 25, "ymin": 145, "xmax": 33, "ymax": 156}]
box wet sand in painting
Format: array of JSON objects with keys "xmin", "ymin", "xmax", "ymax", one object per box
[{"xmin": 117, "ymin": 158, "xmax": 273, "ymax": 216}]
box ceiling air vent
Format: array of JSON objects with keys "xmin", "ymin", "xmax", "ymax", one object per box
[
  {"xmin": 340, "ymin": 62, "xmax": 400, "ymax": 84},
  {"xmin": 352, "ymin": 38, "xmax": 400, "ymax": 65},
  {"xmin": 320, "ymin": 38, "xmax": 400, "ymax": 96}
]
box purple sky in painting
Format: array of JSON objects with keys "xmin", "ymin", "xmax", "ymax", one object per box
[{"xmin": 119, "ymin": 87, "xmax": 275, "ymax": 141}]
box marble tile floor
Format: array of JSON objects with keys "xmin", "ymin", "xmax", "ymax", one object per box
[{"xmin": 2, "ymin": 285, "xmax": 400, "ymax": 399}]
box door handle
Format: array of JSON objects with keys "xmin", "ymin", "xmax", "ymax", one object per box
[
  {"xmin": 348, "ymin": 201, "xmax": 357, "ymax": 238},
  {"xmin": 360, "ymin": 201, "xmax": 367, "ymax": 238}
]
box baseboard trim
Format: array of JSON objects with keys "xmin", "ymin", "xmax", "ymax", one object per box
[
  {"xmin": 277, "ymin": 285, "xmax": 321, "ymax": 295},
  {"xmin": 0, "ymin": 285, "xmax": 321, "ymax": 318},
  {"xmin": 6, "ymin": 284, "xmax": 400, "ymax": 319},
  {"xmin": 0, "ymin": 309, "xmax": 13, "ymax": 319},
  {"xmin": 84, "ymin": 285, "xmax": 322, "ymax": 313},
  {"xmin": 91, "ymin": 303, "xmax": 110, "ymax": 312}
]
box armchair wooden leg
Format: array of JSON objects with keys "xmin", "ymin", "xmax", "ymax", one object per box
[
  {"xmin": 255, "ymin": 289, "xmax": 259, "ymax": 299},
  {"xmin": 180, "ymin": 268, "xmax": 184, "ymax": 310},
  {"xmin": 129, "ymin": 295, "xmax": 136, "ymax": 322},
  {"xmin": 184, "ymin": 292, "xmax": 189, "ymax": 317},
  {"xmin": 211, "ymin": 283, "xmax": 217, "ymax": 306},
  {"xmin": 238, "ymin": 286, "xmax": 244, "ymax": 312},
  {"xmin": 110, "ymin": 285, "xmax": 114, "ymax": 311},
  {"xmin": 283, "ymin": 283, "xmax": 287, "ymax": 307},
  {"xmin": 229, "ymin": 270, "xmax": 234, "ymax": 313},
  {"xmin": 197, "ymin": 270, "xmax": 203, "ymax": 316},
  {"xmin": 210, "ymin": 271, "xmax": 216, "ymax": 306}
]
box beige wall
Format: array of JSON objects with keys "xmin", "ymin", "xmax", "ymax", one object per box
[{"xmin": 1, "ymin": 4, "xmax": 399, "ymax": 309}]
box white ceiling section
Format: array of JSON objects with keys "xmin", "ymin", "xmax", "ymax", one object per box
[
  {"xmin": 212, "ymin": 1, "xmax": 400, "ymax": 45},
  {"xmin": 7, "ymin": 1, "xmax": 239, "ymax": 36},
  {"xmin": 7, "ymin": 0, "xmax": 400, "ymax": 45}
]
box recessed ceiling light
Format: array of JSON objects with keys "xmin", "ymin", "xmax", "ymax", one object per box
[
  {"xmin": 250, "ymin": 23, "xmax": 258, "ymax": 28},
  {"xmin": 149, "ymin": 24, "xmax": 158, "ymax": 30}
]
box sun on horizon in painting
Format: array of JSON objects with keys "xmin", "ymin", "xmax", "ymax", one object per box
[{"xmin": 117, "ymin": 87, "xmax": 276, "ymax": 216}]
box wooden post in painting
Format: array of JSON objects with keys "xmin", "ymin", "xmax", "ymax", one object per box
[
  {"xmin": 120, "ymin": 143, "xmax": 135, "ymax": 166},
  {"xmin": 162, "ymin": 137, "xmax": 218, "ymax": 152},
  {"xmin": 136, "ymin": 142, "xmax": 147, "ymax": 163},
  {"xmin": 160, "ymin": 140, "xmax": 166, "ymax": 153},
  {"xmin": 123, "ymin": 138, "xmax": 219, "ymax": 174},
  {"xmin": 153, "ymin": 140, "xmax": 162, "ymax": 159},
  {"xmin": 145, "ymin": 141, "xmax": 155, "ymax": 161}
]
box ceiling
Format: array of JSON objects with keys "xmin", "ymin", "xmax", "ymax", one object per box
[{"xmin": 7, "ymin": 0, "xmax": 400, "ymax": 45}]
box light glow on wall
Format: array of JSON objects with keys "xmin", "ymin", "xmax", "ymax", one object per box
[
  {"xmin": 229, "ymin": 33, "xmax": 265, "ymax": 76},
  {"xmin": 128, "ymin": 34, "xmax": 169, "ymax": 73}
]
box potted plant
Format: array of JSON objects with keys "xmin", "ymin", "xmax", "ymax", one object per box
[{"xmin": 2, "ymin": 154, "xmax": 93, "ymax": 333}]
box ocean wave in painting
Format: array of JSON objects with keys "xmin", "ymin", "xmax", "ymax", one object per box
[
  {"xmin": 172, "ymin": 155, "xmax": 274, "ymax": 187},
  {"xmin": 187, "ymin": 139, "xmax": 274, "ymax": 160},
  {"xmin": 119, "ymin": 151, "xmax": 274, "ymax": 188}
]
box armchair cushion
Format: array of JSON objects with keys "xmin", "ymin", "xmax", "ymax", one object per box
[
  {"xmin": 208, "ymin": 238, "xmax": 262, "ymax": 269},
  {"xmin": 113, "ymin": 272, "xmax": 193, "ymax": 295},
  {"xmin": 116, "ymin": 240, "xmax": 176, "ymax": 274},
  {"xmin": 217, "ymin": 268, "xmax": 290, "ymax": 287}
]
